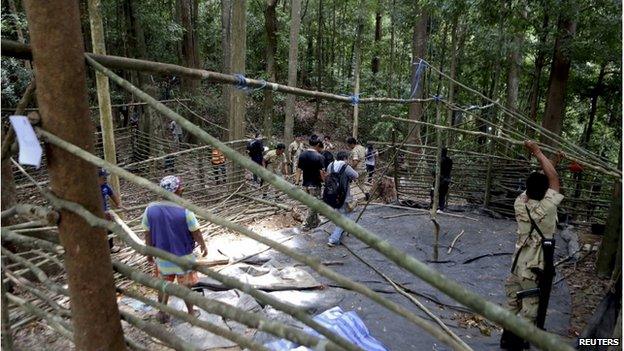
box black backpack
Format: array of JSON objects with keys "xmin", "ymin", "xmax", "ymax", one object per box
[{"xmin": 323, "ymin": 162, "xmax": 349, "ymax": 209}]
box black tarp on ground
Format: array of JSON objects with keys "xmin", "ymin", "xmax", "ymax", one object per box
[{"xmin": 251, "ymin": 205, "xmax": 573, "ymax": 350}]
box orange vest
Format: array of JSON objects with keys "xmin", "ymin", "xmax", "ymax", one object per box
[{"xmin": 211, "ymin": 149, "xmax": 225, "ymax": 165}]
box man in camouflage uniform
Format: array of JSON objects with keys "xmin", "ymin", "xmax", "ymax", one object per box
[
  {"xmin": 501, "ymin": 141, "xmax": 563, "ymax": 350},
  {"xmin": 264, "ymin": 143, "xmax": 289, "ymax": 176},
  {"xmin": 347, "ymin": 137, "xmax": 369, "ymax": 201},
  {"xmin": 288, "ymin": 135, "xmax": 305, "ymax": 183}
]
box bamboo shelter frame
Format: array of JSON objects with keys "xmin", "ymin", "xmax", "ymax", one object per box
[{"xmin": 2, "ymin": 34, "xmax": 617, "ymax": 351}]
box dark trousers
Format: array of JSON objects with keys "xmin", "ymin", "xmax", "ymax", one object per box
[
  {"xmin": 366, "ymin": 164, "xmax": 375, "ymax": 182},
  {"xmin": 430, "ymin": 179, "xmax": 450, "ymax": 211},
  {"xmin": 212, "ymin": 164, "xmax": 226, "ymax": 184},
  {"xmin": 251, "ymin": 157, "xmax": 263, "ymax": 185}
]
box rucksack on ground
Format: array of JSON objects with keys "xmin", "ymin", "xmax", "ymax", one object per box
[{"xmin": 323, "ymin": 162, "xmax": 349, "ymax": 209}]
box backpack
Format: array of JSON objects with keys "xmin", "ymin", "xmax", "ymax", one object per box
[{"xmin": 323, "ymin": 162, "xmax": 349, "ymax": 209}]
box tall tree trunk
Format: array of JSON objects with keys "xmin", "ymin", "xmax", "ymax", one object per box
[
  {"xmin": 226, "ymin": 0, "xmax": 247, "ymax": 187},
  {"xmin": 330, "ymin": 0, "xmax": 337, "ymax": 75},
  {"xmin": 445, "ymin": 15, "xmax": 459, "ymax": 146},
  {"xmin": 541, "ymin": 8, "xmax": 577, "ymax": 145},
  {"xmin": 371, "ymin": 4, "xmax": 382, "ymax": 75},
  {"xmin": 262, "ymin": 0, "xmax": 278, "ymax": 138},
  {"xmin": 352, "ymin": 19, "xmax": 364, "ymax": 139},
  {"xmin": 407, "ymin": 6, "xmax": 428, "ymax": 149},
  {"xmin": 23, "ymin": 1, "xmax": 126, "ymax": 349},
  {"xmin": 221, "ymin": 0, "xmax": 232, "ymax": 140},
  {"xmin": 506, "ymin": 35, "xmax": 522, "ymax": 114},
  {"xmin": 527, "ymin": 10, "xmax": 550, "ymax": 124},
  {"xmin": 434, "ymin": 22, "xmax": 449, "ymax": 95},
  {"xmin": 301, "ymin": 28, "xmax": 313, "ymax": 86},
  {"xmin": 388, "ymin": 0, "xmax": 396, "ymax": 96},
  {"xmin": 284, "ymin": 0, "xmax": 302, "ymax": 145},
  {"xmin": 228, "ymin": 0, "xmax": 246, "ymax": 142},
  {"xmin": 313, "ymin": 0, "xmax": 323, "ymax": 119},
  {"xmin": 177, "ymin": 0, "xmax": 201, "ymax": 142},
  {"xmin": 504, "ymin": 4, "xmax": 527, "ymax": 131},
  {"xmin": 582, "ymin": 63, "xmax": 606, "ymax": 146},
  {"xmin": 124, "ymin": 0, "xmax": 157, "ymax": 156},
  {"xmin": 178, "ymin": 0, "xmax": 201, "ymax": 90}
]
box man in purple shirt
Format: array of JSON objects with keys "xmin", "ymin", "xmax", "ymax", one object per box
[{"xmin": 142, "ymin": 175, "xmax": 207, "ymax": 322}]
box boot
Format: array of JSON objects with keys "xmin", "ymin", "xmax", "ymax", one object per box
[{"xmin": 500, "ymin": 329, "xmax": 529, "ymax": 350}]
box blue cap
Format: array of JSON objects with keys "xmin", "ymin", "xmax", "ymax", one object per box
[{"xmin": 98, "ymin": 168, "xmax": 110, "ymax": 177}]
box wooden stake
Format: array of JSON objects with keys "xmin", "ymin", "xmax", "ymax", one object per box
[{"xmin": 88, "ymin": 0, "xmax": 120, "ymax": 195}]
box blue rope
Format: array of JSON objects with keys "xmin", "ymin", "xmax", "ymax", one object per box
[
  {"xmin": 409, "ymin": 59, "xmax": 427, "ymax": 99},
  {"xmin": 257, "ymin": 79, "xmax": 268, "ymax": 91},
  {"xmin": 350, "ymin": 94, "xmax": 360, "ymax": 106},
  {"xmin": 233, "ymin": 74, "xmax": 268, "ymax": 92},
  {"xmin": 234, "ymin": 74, "xmax": 248, "ymax": 90}
]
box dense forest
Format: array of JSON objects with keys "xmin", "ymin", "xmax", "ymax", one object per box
[{"xmin": 2, "ymin": 0, "xmax": 621, "ymax": 161}]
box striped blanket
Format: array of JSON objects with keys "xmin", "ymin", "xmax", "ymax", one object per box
[{"xmin": 265, "ymin": 307, "xmax": 388, "ymax": 351}]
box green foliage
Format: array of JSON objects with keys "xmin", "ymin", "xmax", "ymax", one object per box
[
  {"xmin": 0, "ymin": 0, "xmax": 620, "ymax": 164},
  {"xmin": 1, "ymin": 57, "xmax": 31, "ymax": 107}
]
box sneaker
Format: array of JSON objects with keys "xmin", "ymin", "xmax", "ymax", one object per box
[
  {"xmin": 436, "ymin": 209, "xmax": 444, "ymax": 214},
  {"xmin": 327, "ymin": 242, "xmax": 337, "ymax": 247}
]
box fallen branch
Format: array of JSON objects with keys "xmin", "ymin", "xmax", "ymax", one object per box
[
  {"xmin": 342, "ymin": 243, "xmax": 473, "ymax": 351},
  {"xmin": 448, "ymin": 230, "xmax": 465, "ymax": 254},
  {"xmin": 462, "ymin": 252, "xmax": 513, "ymax": 264},
  {"xmin": 372, "ymin": 203, "xmax": 479, "ymax": 221},
  {"xmin": 382, "ymin": 212, "xmax": 428, "ymax": 219}
]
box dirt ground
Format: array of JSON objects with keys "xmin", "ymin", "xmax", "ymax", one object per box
[
  {"xmin": 558, "ymin": 231, "xmax": 613, "ymax": 338},
  {"xmin": 10, "ymin": 205, "xmax": 613, "ymax": 350}
]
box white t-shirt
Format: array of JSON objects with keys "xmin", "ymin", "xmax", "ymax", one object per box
[
  {"xmin": 327, "ymin": 160, "xmax": 358, "ymax": 203},
  {"xmin": 365, "ymin": 149, "xmax": 378, "ymax": 166}
]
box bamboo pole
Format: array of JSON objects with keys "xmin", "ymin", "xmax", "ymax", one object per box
[
  {"xmin": 31, "ymin": 151, "xmax": 467, "ymax": 350},
  {"xmin": 61, "ymin": 58, "xmax": 574, "ymax": 351},
  {"xmin": 1, "ymin": 270, "xmax": 14, "ymax": 351},
  {"xmin": 87, "ymin": 0, "xmax": 119, "ymax": 195},
  {"xmin": 392, "ymin": 129, "xmax": 400, "ymax": 196},
  {"xmin": 1, "ymin": 229, "xmax": 64, "ymax": 254},
  {"xmin": 119, "ymin": 310, "xmax": 197, "ymax": 351},
  {"xmin": 5, "ymin": 293, "xmax": 73, "ymax": 340},
  {"xmin": 431, "ymin": 101, "xmax": 443, "ymax": 261},
  {"xmin": 483, "ymin": 145, "xmax": 494, "ymax": 207}
]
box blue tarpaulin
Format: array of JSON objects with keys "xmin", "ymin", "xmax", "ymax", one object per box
[{"xmin": 265, "ymin": 307, "xmax": 388, "ymax": 351}]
